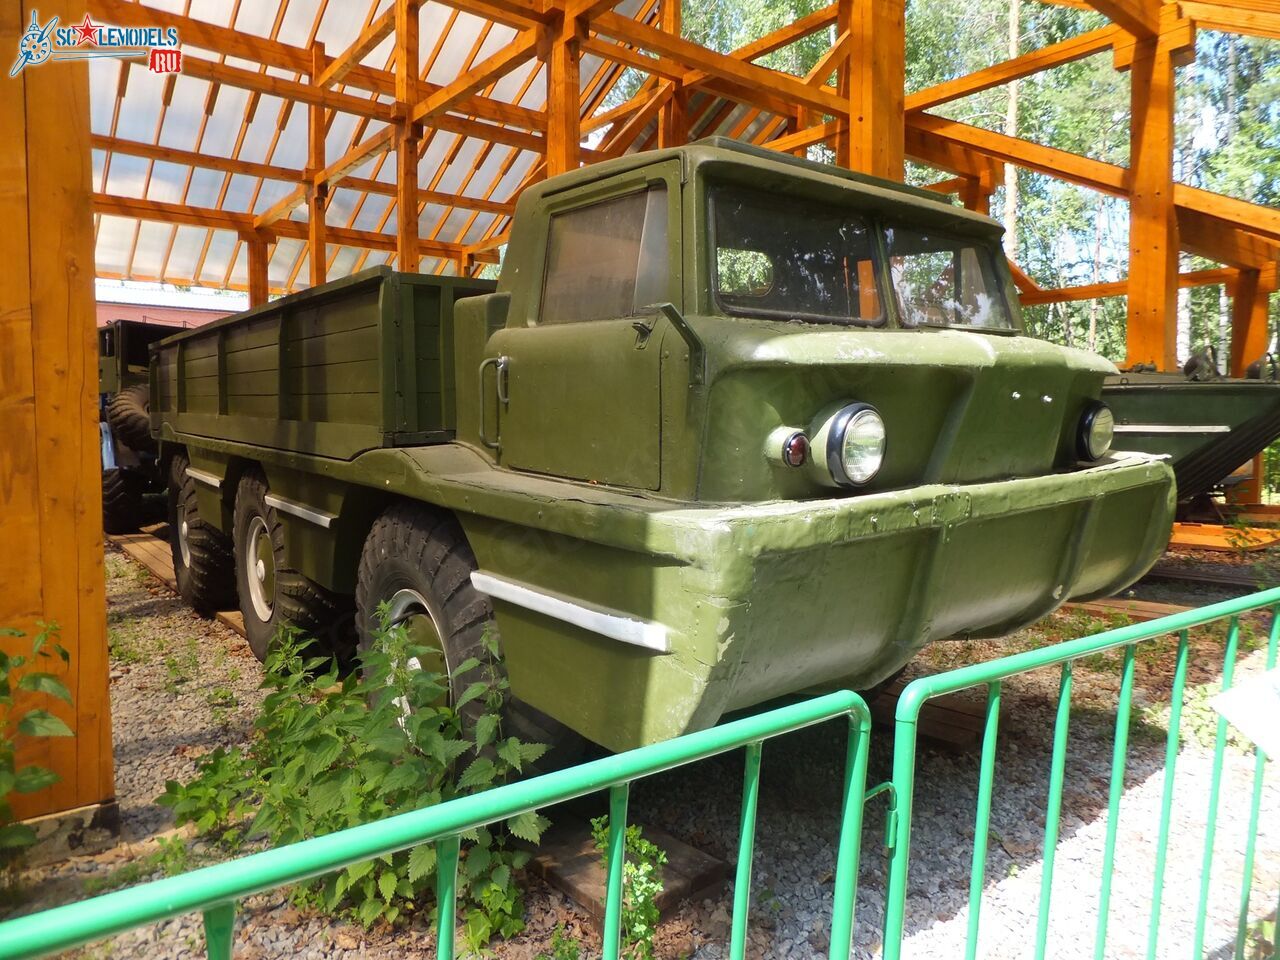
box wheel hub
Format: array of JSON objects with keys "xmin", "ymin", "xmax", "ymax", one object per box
[
  {"xmin": 244, "ymin": 515, "xmax": 276, "ymax": 622},
  {"xmin": 385, "ymin": 588, "xmax": 451, "ymax": 714},
  {"xmin": 178, "ymin": 518, "xmax": 192, "ymax": 570}
]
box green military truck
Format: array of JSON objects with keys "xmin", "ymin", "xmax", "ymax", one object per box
[
  {"xmin": 99, "ymin": 318, "xmax": 173, "ymax": 534},
  {"xmin": 150, "ymin": 138, "xmax": 1176, "ymax": 752}
]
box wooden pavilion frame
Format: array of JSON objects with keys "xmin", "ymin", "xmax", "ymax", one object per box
[{"xmin": 82, "ymin": 0, "xmax": 1280, "ymax": 379}]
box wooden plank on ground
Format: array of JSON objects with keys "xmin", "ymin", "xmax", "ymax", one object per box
[
  {"xmin": 109, "ymin": 525, "xmax": 246, "ymax": 639},
  {"xmin": 529, "ymin": 816, "xmax": 729, "ymax": 928},
  {"xmin": 1062, "ymin": 598, "xmax": 1193, "ymax": 622},
  {"xmin": 869, "ymin": 679, "xmax": 984, "ymax": 751},
  {"xmin": 1169, "ymin": 522, "xmax": 1280, "ymax": 552}
]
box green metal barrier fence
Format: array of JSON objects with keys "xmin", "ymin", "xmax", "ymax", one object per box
[
  {"xmin": 4, "ymin": 588, "xmax": 1279, "ymax": 960},
  {"xmin": 882, "ymin": 585, "xmax": 1280, "ymax": 960},
  {"xmin": 0, "ymin": 690, "xmax": 873, "ymax": 960}
]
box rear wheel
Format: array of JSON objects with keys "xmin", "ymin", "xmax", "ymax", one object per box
[
  {"xmin": 108, "ymin": 384, "xmax": 155, "ymax": 454},
  {"xmin": 355, "ymin": 502, "xmax": 582, "ymax": 767},
  {"xmin": 168, "ymin": 454, "xmax": 236, "ymax": 616},
  {"xmin": 102, "ymin": 468, "xmax": 143, "ymax": 535},
  {"xmin": 232, "ymin": 472, "xmax": 353, "ymax": 663}
]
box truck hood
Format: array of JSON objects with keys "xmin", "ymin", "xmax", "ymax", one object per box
[{"xmin": 686, "ymin": 315, "xmax": 1118, "ymax": 502}]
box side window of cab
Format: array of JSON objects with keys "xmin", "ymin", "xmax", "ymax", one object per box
[{"xmin": 539, "ymin": 186, "xmax": 668, "ymax": 324}]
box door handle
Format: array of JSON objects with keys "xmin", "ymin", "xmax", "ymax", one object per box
[{"xmin": 478, "ymin": 355, "xmax": 509, "ymax": 450}]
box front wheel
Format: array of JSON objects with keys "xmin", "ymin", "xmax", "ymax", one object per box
[{"xmin": 355, "ymin": 502, "xmax": 583, "ymax": 768}]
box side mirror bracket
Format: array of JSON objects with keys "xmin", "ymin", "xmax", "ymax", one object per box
[{"xmin": 642, "ymin": 302, "xmax": 706, "ymax": 386}]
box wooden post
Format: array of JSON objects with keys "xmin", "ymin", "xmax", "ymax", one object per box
[
  {"xmin": 396, "ymin": 0, "xmax": 421, "ymax": 272},
  {"xmin": 841, "ymin": 0, "xmax": 905, "ymax": 180},
  {"xmin": 0, "ymin": 0, "xmax": 113, "ymax": 820},
  {"xmin": 1229, "ymin": 268, "xmax": 1275, "ymax": 376},
  {"xmin": 1229, "ymin": 268, "xmax": 1276, "ymax": 502},
  {"xmin": 1125, "ymin": 14, "xmax": 1181, "ymax": 370},
  {"xmin": 308, "ymin": 41, "xmax": 328, "ymax": 287},
  {"xmin": 247, "ymin": 238, "xmax": 269, "ymax": 306},
  {"xmin": 657, "ymin": 0, "xmax": 687, "ymax": 148},
  {"xmin": 546, "ymin": 16, "xmax": 582, "ymax": 178},
  {"xmin": 959, "ymin": 175, "xmax": 992, "ymax": 216}
]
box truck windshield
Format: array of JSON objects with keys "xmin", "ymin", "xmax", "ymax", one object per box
[
  {"xmin": 711, "ymin": 187, "xmax": 884, "ymax": 326},
  {"xmin": 884, "ymin": 225, "xmax": 1015, "ymax": 330}
]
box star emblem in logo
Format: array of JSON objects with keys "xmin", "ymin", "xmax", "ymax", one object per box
[{"xmin": 71, "ymin": 12, "xmax": 98, "ymax": 46}]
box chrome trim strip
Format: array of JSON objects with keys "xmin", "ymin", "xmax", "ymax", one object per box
[
  {"xmin": 1114, "ymin": 424, "xmax": 1231, "ymax": 434},
  {"xmin": 264, "ymin": 493, "xmax": 335, "ymax": 529},
  {"xmin": 184, "ymin": 467, "xmax": 222, "ymax": 489},
  {"xmin": 470, "ymin": 571, "xmax": 670, "ymax": 653}
]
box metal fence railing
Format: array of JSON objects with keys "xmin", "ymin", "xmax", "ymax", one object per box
[
  {"xmin": 3, "ymin": 588, "xmax": 1279, "ymax": 959},
  {"xmin": 0, "ymin": 690, "xmax": 873, "ymax": 960},
  {"xmin": 882, "ymin": 585, "xmax": 1280, "ymax": 960}
]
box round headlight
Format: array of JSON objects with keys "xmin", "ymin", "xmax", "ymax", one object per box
[
  {"xmin": 1078, "ymin": 402, "xmax": 1114, "ymax": 461},
  {"xmin": 828, "ymin": 404, "xmax": 886, "ymax": 486}
]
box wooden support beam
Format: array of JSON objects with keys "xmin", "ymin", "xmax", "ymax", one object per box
[
  {"xmin": 92, "ymin": 0, "xmax": 544, "ymax": 131},
  {"xmin": 92, "ymin": 194, "xmax": 493, "ymax": 261},
  {"xmin": 308, "ymin": 42, "xmax": 328, "ymax": 288},
  {"xmin": 1125, "ymin": 22, "xmax": 1178, "ymax": 369},
  {"xmin": 593, "ymin": 11, "xmax": 847, "ymax": 117},
  {"xmin": 907, "ymin": 114, "xmax": 1129, "ymax": 195},
  {"xmin": 906, "ymin": 25, "xmax": 1121, "ymax": 113},
  {"xmin": 427, "ymin": 0, "xmax": 550, "ymax": 29},
  {"xmin": 397, "ymin": 0, "xmax": 421, "ymax": 273},
  {"xmin": 1180, "ymin": 1, "xmax": 1280, "ymax": 41},
  {"xmin": 1230, "ymin": 269, "xmax": 1278, "ymax": 374},
  {"xmin": 410, "ymin": 30, "xmax": 542, "ymax": 126},
  {"xmin": 1085, "ymin": 0, "xmax": 1159, "ymax": 36},
  {"xmin": 247, "ymin": 239, "xmax": 269, "ymax": 306},
  {"xmin": 842, "ymin": 0, "xmax": 905, "ymax": 179},
  {"xmin": 3, "ymin": 0, "xmax": 112, "ymax": 822},
  {"xmin": 657, "ymin": 0, "xmax": 686, "ymax": 148},
  {"xmin": 1007, "ymin": 260, "xmax": 1043, "ymax": 294},
  {"xmin": 1177, "ymin": 208, "xmax": 1280, "ymax": 270},
  {"xmin": 318, "ymin": 6, "xmax": 397, "ymax": 89},
  {"xmin": 340, "ymin": 176, "xmax": 517, "ymax": 214},
  {"xmin": 90, "ymin": 135, "xmax": 301, "ymax": 182},
  {"xmin": 1176, "ymin": 185, "xmax": 1280, "ymax": 245},
  {"xmin": 768, "ymin": 119, "xmax": 845, "ymax": 154},
  {"xmin": 547, "ymin": 16, "xmax": 583, "ymax": 176},
  {"xmin": 1019, "ymin": 267, "xmax": 1238, "ymax": 305}
]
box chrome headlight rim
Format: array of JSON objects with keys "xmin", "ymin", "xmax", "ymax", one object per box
[
  {"xmin": 1077, "ymin": 401, "xmax": 1115, "ymax": 461},
  {"xmin": 825, "ymin": 402, "xmax": 886, "ymax": 487}
]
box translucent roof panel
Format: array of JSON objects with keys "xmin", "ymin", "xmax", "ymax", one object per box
[{"xmin": 90, "ymin": 0, "xmax": 653, "ymax": 295}]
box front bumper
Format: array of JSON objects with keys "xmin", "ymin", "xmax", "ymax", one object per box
[{"xmin": 460, "ymin": 453, "xmax": 1175, "ymax": 751}]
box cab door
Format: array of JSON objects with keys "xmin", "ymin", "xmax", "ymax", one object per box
[{"xmin": 485, "ymin": 162, "xmax": 681, "ymax": 491}]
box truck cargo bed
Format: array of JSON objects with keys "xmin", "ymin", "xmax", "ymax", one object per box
[{"xmin": 151, "ymin": 267, "xmax": 494, "ymax": 460}]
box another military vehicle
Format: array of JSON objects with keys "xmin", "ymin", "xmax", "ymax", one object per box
[
  {"xmin": 149, "ymin": 139, "xmax": 1176, "ymax": 752},
  {"xmin": 99, "ymin": 319, "xmax": 172, "ymax": 534},
  {"xmin": 1104, "ymin": 356, "xmax": 1280, "ymax": 502}
]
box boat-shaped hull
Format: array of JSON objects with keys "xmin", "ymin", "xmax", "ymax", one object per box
[{"xmin": 1103, "ymin": 373, "xmax": 1280, "ymax": 500}]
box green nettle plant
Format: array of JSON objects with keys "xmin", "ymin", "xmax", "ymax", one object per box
[
  {"xmin": 590, "ymin": 816, "xmax": 667, "ymax": 960},
  {"xmin": 159, "ymin": 610, "xmax": 549, "ymax": 943},
  {"xmin": 1, "ymin": 624, "xmax": 73, "ymax": 860}
]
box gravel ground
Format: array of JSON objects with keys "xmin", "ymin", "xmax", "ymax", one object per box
[{"xmin": 4, "ymin": 546, "xmax": 1278, "ymax": 959}]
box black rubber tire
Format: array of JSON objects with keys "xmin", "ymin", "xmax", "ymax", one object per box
[
  {"xmin": 108, "ymin": 384, "xmax": 155, "ymax": 454},
  {"xmin": 102, "ymin": 468, "xmax": 143, "ymax": 535},
  {"xmin": 168, "ymin": 454, "xmax": 237, "ymax": 617},
  {"xmin": 355, "ymin": 502, "xmax": 583, "ymax": 767},
  {"xmin": 232, "ymin": 472, "xmax": 354, "ymax": 664}
]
